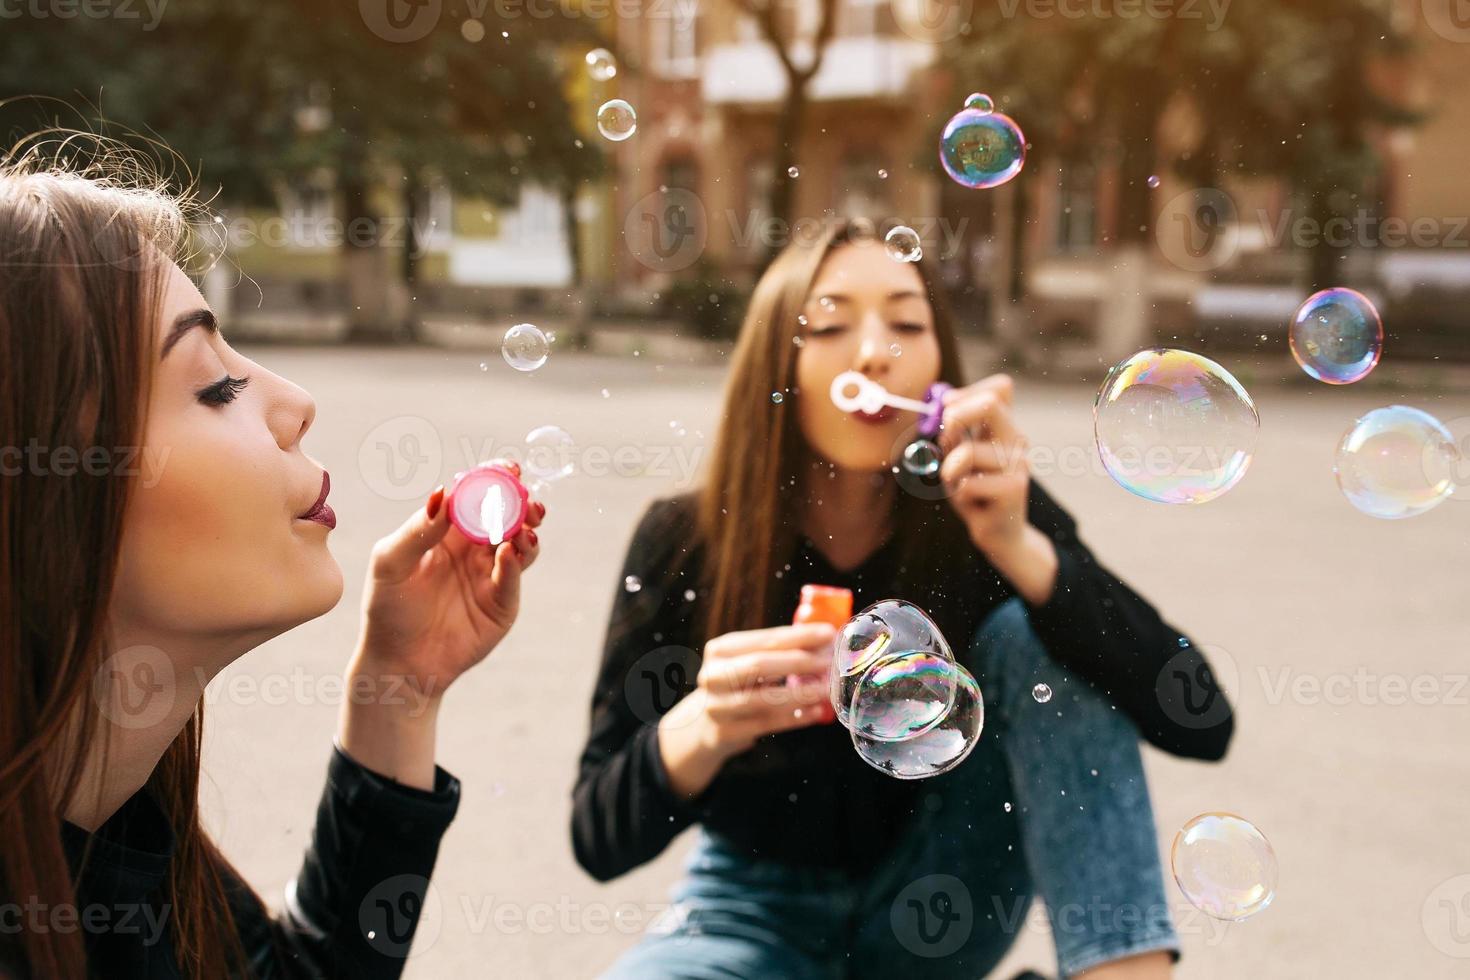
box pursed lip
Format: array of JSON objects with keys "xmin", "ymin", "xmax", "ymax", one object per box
[
  {"xmin": 298, "ymin": 471, "xmax": 336, "ymax": 530},
  {"xmin": 852, "ymin": 406, "xmax": 897, "ymax": 425}
]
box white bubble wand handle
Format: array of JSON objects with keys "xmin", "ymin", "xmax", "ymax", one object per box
[{"xmin": 829, "ymin": 371, "xmax": 933, "ymax": 416}]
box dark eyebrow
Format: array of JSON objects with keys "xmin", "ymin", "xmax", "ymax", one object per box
[
  {"xmin": 887, "ymin": 289, "xmax": 925, "ymax": 301},
  {"xmin": 161, "ymin": 309, "xmax": 218, "ymax": 359}
]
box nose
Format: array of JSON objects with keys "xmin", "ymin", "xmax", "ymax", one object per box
[
  {"xmin": 853, "ymin": 309, "xmax": 890, "ymax": 380},
  {"xmin": 261, "ymin": 366, "xmax": 317, "ymax": 451}
]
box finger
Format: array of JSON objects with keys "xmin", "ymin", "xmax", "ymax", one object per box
[
  {"xmin": 707, "ymin": 623, "xmax": 838, "ymax": 659},
  {"xmin": 703, "ymin": 650, "xmax": 833, "ymax": 693},
  {"xmin": 371, "ymin": 486, "xmax": 454, "ymax": 580},
  {"xmin": 717, "ymin": 676, "xmax": 831, "ymax": 720},
  {"xmin": 939, "ymin": 394, "xmax": 1021, "ymax": 454},
  {"xmin": 479, "ymin": 535, "xmax": 524, "ymax": 620},
  {"xmin": 755, "ymin": 684, "xmax": 837, "ymax": 733},
  {"xmin": 950, "ymin": 471, "xmax": 1020, "ymax": 507},
  {"xmin": 524, "ymin": 499, "xmax": 546, "ymax": 530}
]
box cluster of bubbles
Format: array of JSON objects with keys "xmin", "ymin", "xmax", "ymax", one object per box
[
  {"xmin": 1171, "ymin": 813, "xmax": 1278, "ymax": 920},
  {"xmin": 1093, "ymin": 348, "xmax": 1260, "ymax": 505},
  {"xmin": 939, "ymin": 93, "xmax": 1027, "ymax": 190},
  {"xmin": 830, "ymin": 601, "xmax": 983, "ymax": 779}
]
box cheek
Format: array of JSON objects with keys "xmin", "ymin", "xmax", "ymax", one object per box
[{"xmin": 111, "ymin": 416, "xmax": 338, "ymax": 637}]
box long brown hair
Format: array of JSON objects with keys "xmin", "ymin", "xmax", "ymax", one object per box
[
  {"xmin": 696, "ymin": 220, "xmax": 970, "ymax": 642},
  {"xmin": 0, "ymin": 132, "xmax": 249, "ymax": 978}
]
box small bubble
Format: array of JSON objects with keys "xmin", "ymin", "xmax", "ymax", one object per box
[
  {"xmin": 877, "ymin": 168, "xmax": 889, "ymax": 179},
  {"xmin": 889, "ymin": 343, "xmax": 902, "ymax": 357},
  {"xmin": 1032, "ymin": 683, "xmax": 1053, "ymax": 703},
  {"xmin": 1004, "ymin": 802, "xmax": 1013, "ymax": 812},
  {"xmin": 771, "ymin": 391, "xmax": 784, "ymax": 404},
  {"xmin": 683, "ymin": 589, "xmax": 696, "ymax": 601},
  {"xmin": 1147, "ymin": 174, "xmax": 1161, "ymax": 189},
  {"xmin": 787, "ymin": 166, "xmax": 800, "ymax": 178},
  {"xmin": 460, "ymin": 18, "xmax": 485, "ymax": 42},
  {"xmin": 624, "ymin": 575, "xmax": 643, "ymax": 593},
  {"xmin": 597, "ymin": 99, "xmax": 637, "ymax": 142},
  {"xmin": 601, "ymin": 388, "xmax": 610, "ymax": 398}
]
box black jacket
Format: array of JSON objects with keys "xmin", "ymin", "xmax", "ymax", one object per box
[{"xmin": 10, "ymin": 745, "xmax": 459, "ymax": 979}]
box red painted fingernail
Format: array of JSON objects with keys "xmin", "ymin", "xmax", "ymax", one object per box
[
  {"xmin": 426, "ymin": 486, "xmax": 445, "ymax": 520},
  {"xmin": 528, "ymin": 529, "xmax": 538, "ymax": 546},
  {"xmin": 535, "ymin": 501, "xmax": 546, "ymax": 519}
]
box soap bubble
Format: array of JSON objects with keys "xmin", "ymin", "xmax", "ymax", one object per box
[
  {"xmin": 1032, "ymin": 683, "xmax": 1052, "ymax": 704},
  {"xmin": 1335, "ymin": 405, "xmax": 1458, "ymax": 519},
  {"xmin": 787, "ymin": 166, "xmax": 800, "ymax": 178},
  {"xmin": 851, "ymin": 652, "xmax": 983, "ymax": 779},
  {"xmin": 1094, "ymin": 348, "xmax": 1259, "ymax": 504},
  {"xmin": 597, "ymin": 99, "xmax": 637, "ymax": 141},
  {"xmin": 585, "ymin": 47, "xmax": 617, "ymax": 81},
  {"xmin": 771, "ymin": 391, "xmax": 784, "ymax": 404},
  {"xmin": 1289, "ymin": 287, "xmax": 1383, "ymax": 384},
  {"xmin": 1147, "ymin": 174, "xmax": 1161, "ymax": 189},
  {"xmin": 1171, "ymin": 812, "xmax": 1278, "ymax": 921},
  {"xmin": 624, "ymin": 575, "xmax": 643, "ymax": 593},
  {"xmin": 502, "ymin": 323, "xmax": 550, "ymax": 371},
  {"xmin": 524, "ymin": 425, "xmax": 574, "ymax": 485},
  {"xmin": 963, "ymin": 92, "xmax": 994, "ymax": 113},
  {"xmin": 831, "ymin": 600, "xmax": 952, "ymax": 732},
  {"xmin": 902, "ymin": 439, "xmax": 942, "ymax": 477},
  {"xmin": 884, "ymin": 225, "xmax": 923, "ymax": 262},
  {"xmin": 940, "ymin": 98, "xmax": 1026, "ymax": 189}
]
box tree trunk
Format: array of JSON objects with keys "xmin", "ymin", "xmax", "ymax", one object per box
[
  {"xmin": 341, "ymin": 172, "xmax": 407, "ymax": 343},
  {"xmin": 763, "ymin": 77, "xmax": 808, "ymax": 267},
  {"xmin": 1101, "ymin": 72, "xmax": 1166, "ymax": 364},
  {"xmin": 400, "ymin": 171, "xmax": 422, "ymax": 343}
]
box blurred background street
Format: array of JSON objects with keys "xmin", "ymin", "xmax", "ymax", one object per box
[{"xmin": 198, "ymin": 344, "xmax": 1470, "ymax": 978}]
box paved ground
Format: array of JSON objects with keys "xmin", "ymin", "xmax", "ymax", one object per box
[{"xmin": 200, "ymin": 344, "xmax": 1470, "ymax": 979}]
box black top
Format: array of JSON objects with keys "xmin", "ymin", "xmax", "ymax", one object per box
[
  {"xmin": 572, "ymin": 484, "xmax": 1234, "ymax": 882},
  {"xmin": 6, "ymin": 746, "xmax": 459, "ymax": 979}
]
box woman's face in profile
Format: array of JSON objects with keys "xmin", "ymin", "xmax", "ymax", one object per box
[
  {"xmin": 110, "ymin": 261, "xmax": 343, "ymax": 653},
  {"xmin": 794, "ymin": 240, "xmax": 943, "ymax": 472}
]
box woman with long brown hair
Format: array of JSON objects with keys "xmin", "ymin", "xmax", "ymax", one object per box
[
  {"xmin": 0, "ymin": 137, "xmax": 545, "ymax": 978},
  {"xmin": 573, "ymin": 221, "xmax": 1234, "ymax": 978}
]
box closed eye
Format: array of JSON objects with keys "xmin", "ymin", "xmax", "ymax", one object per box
[
  {"xmin": 809, "ymin": 324, "xmax": 848, "ymax": 337},
  {"xmin": 893, "ymin": 322, "xmax": 927, "ymax": 334},
  {"xmin": 197, "ymin": 374, "xmax": 251, "ymax": 407}
]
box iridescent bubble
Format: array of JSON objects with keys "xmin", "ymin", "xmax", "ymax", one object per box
[
  {"xmin": 1094, "ymin": 348, "xmax": 1259, "ymax": 504},
  {"xmin": 1289, "ymin": 287, "xmax": 1383, "ymax": 384},
  {"xmin": 502, "ymin": 323, "xmax": 549, "ymax": 371},
  {"xmin": 585, "ymin": 47, "xmax": 617, "ymax": 82},
  {"xmin": 524, "ymin": 425, "xmax": 574, "ymax": 485},
  {"xmin": 771, "ymin": 391, "xmax": 784, "ymax": 404},
  {"xmin": 1147, "ymin": 174, "xmax": 1161, "ymax": 189},
  {"xmin": 1032, "ymin": 683, "xmax": 1052, "ymax": 704},
  {"xmin": 884, "ymin": 225, "xmax": 923, "ymax": 262},
  {"xmin": 831, "ymin": 600, "xmax": 953, "ymax": 732},
  {"xmin": 851, "ymin": 652, "xmax": 983, "ymax": 779},
  {"xmin": 940, "ymin": 99, "xmax": 1026, "ymax": 190},
  {"xmin": 624, "ymin": 575, "xmax": 643, "ymax": 593},
  {"xmin": 1171, "ymin": 812, "xmax": 1278, "ymax": 921},
  {"xmin": 963, "ymin": 92, "xmax": 994, "ymax": 113},
  {"xmin": 597, "ymin": 99, "xmax": 637, "ymax": 142},
  {"xmin": 902, "ymin": 440, "xmax": 942, "ymax": 476},
  {"xmin": 1334, "ymin": 405, "xmax": 1458, "ymax": 519}
]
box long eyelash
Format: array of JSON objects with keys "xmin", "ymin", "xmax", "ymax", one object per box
[{"xmin": 197, "ymin": 374, "xmax": 251, "ymax": 406}]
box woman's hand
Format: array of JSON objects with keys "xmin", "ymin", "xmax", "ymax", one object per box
[
  {"xmin": 337, "ymin": 460, "xmax": 544, "ymax": 788},
  {"xmin": 937, "ymin": 376, "xmax": 1059, "ymax": 607},
  {"xmin": 658, "ymin": 623, "xmax": 837, "ymax": 801}
]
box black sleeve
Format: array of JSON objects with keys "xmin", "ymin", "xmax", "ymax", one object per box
[
  {"xmin": 571, "ymin": 498, "xmax": 704, "ymax": 883},
  {"xmin": 1018, "ymin": 480, "xmax": 1235, "ymax": 760},
  {"xmin": 234, "ymin": 745, "xmax": 461, "ymax": 979}
]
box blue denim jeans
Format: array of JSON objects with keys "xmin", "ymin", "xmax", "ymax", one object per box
[{"xmin": 602, "ymin": 599, "xmax": 1179, "ymax": 979}]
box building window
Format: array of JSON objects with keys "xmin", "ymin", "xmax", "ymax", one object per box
[
  {"xmin": 1055, "ymin": 160, "xmax": 1096, "ymax": 252},
  {"xmin": 650, "ymin": 0, "xmax": 699, "ymax": 78}
]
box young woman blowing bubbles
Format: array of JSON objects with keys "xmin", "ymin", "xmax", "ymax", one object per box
[
  {"xmin": 0, "ymin": 140, "xmax": 544, "ymax": 978},
  {"xmin": 574, "ymin": 222, "xmax": 1233, "ymax": 979}
]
